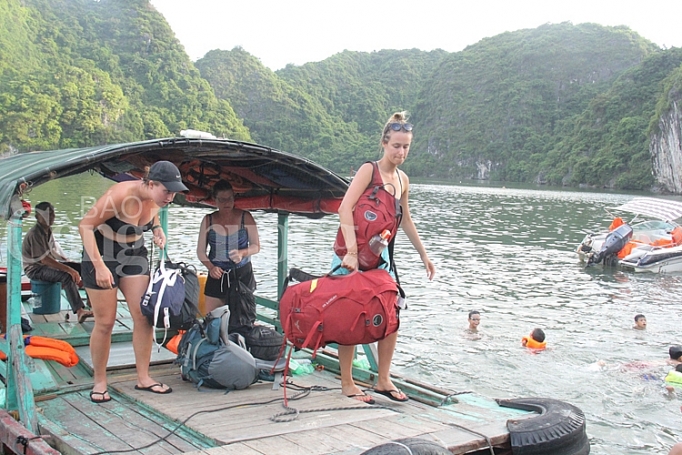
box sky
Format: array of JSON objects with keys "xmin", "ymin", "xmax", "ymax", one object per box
[{"xmin": 150, "ymin": 0, "xmax": 682, "ymax": 71}]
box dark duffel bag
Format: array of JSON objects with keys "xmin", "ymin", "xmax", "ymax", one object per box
[{"xmin": 244, "ymin": 325, "xmax": 284, "ymax": 361}]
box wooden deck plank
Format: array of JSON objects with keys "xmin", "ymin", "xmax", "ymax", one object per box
[
  {"xmin": 38, "ymin": 389, "xmax": 205, "ymax": 454},
  {"xmin": 116, "ymin": 371, "xmax": 397, "ymax": 444},
  {"xmin": 19, "ymin": 327, "xmax": 517, "ymax": 455},
  {"xmin": 62, "ymin": 392, "xmax": 182, "ymax": 455},
  {"xmin": 183, "ymin": 446, "xmax": 264, "ymax": 455},
  {"xmin": 279, "ymin": 424, "xmax": 390, "ymax": 454},
  {"xmin": 240, "ymin": 435, "xmax": 320, "ymax": 455},
  {"xmin": 73, "ymin": 397, "xmax": 194, "ymax": 454},
  {"xmin": 39, "ymin": 396, "xmax": 139, "ymax": 454}
]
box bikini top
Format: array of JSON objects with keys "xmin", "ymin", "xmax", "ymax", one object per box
[
  {"xmin": 207, "ymin": 212, "xmax": 250, "ymax": 270},
  {"xmin": 104, "ymin": 217, "xmax": 154, "ymax": 236}
]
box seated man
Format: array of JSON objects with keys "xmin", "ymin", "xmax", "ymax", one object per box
[{"xmin": 22, "ymin": 202, "xmax": 93, "ymax": 323}]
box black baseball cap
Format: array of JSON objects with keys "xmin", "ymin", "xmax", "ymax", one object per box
[{"xmin": 148, "ymin": 161, "xmax": 188, "ymax": 192}]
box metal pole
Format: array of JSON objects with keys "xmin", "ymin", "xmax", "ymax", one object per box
[
  {"xmin": 6, "ymin": 214, "xmax": 38, "ymax": 433},
  {"xmin": 277, "ymin": 213, "xmax": 288, "ymax": 300}
]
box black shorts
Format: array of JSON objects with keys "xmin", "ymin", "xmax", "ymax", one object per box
[
  {"xmin": 81, "ymin": 231, "xmax": 149, "ymax": 289},
  {"xmin": 204, "ymin": 262, "xmax": 254, "ymax": 298},
  {"xmin": 204, "ymin": 262, "xmax": 256, "ymax": 334}
]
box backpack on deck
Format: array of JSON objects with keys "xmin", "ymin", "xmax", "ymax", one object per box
[
  {"xmin": 278, "ymin": 267, "xmax": 401, "ymax": 354},
  {"xmin": 244, "ymin": 325, "xmax": 285, "ymax": 361},
  {"xmin": 175, "ymin": 305, "xmax": 259, "ymax": 390},
  {"xmin": 333, "ymin": 161, "xmax": 403, "ymax": 270},
  {"xmin": 140, "ymin": 259, "xmax": 199, "ymax": 347}
]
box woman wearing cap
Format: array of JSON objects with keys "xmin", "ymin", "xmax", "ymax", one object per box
[
  {"xmin": 334, "ymin": 111, "xmax": 436, "ymax": 404},
  {"xmin": 79, "ymin": 161, "xmax": 188, "ymax": 403}
]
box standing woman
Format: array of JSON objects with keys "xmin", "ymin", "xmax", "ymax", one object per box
[
  {"xmin": 196, "ymin": 179, "xmax": 260, "ymax": 334},
  {"xmin": 79, "ymin": 161, "xmax": 188, "ymax": 403},
  {"xmin": 336, "ymin": 111, "xmax": 436, "ymax": 403}
]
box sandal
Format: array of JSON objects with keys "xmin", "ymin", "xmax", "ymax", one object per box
[{"xmin": 90, "ymin": 390, "xmax": 111, "ymax": 403}]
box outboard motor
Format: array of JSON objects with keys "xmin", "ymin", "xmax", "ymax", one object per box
[{"xmin": 588, "ymin": 223, "xmax": 633, "ymax": 265}]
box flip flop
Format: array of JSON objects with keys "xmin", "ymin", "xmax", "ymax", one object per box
[
  {"xmin": 134, "ymin": 383, "xmax": 173, "ymax": 394},
  {"xmin": 373, "ymin": 389, "xmax": 409, "ymax": 402},
  {"xmin": 346, "ymin": 393, "xmax": 375, "ymax": 405},
  {"xmin": 90, "ymin": 390, "xmax": 111, "ymax": 403},
  {"xmin": 78, "ymin": 310, "xmax": 94, "ymax": 323}
]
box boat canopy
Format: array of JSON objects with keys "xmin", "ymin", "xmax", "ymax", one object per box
[
  {"xmin": 0, "ymin": 138, "xmax": 349, "ymax": 221},
  {"xmin": 614, "ymin": 197, "xmax": 682, "ymax": 223}
]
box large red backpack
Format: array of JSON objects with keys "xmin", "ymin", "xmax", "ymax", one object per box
[
  {"xmin": 333, "ymin": 161, "xmax": 403, "ymax": 270},
  {"xmin": 278, "ymin": 268, "xmax": 400, "ymax": 354}
]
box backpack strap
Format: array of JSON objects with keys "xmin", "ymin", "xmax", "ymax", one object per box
[{"xmin": 367, "ymin": 160, "xmax": 399, "ymax": 198}]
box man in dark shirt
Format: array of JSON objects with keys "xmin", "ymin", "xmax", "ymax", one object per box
[{"xmin": 22, "ymin": 202, "xmax": 93, "ymax": 323}]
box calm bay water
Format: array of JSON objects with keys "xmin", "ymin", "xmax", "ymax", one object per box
[{"xmin": 6, "ymin": 174, "xmax": 682, "ymax": 454}]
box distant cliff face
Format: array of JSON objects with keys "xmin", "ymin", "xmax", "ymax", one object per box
[{"xmin": 651, "ymin": 100, "xmax": 682, "ymax": 193}]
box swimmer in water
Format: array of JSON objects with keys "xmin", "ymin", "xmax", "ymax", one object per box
[
  {"xmin": 669, "ymin": 346, "xmax": 682, "ymax": 366},
  {"xmin": 633, "ymin": 314, "xmax": 646, "ymax": 330},
  {"xmin": 522, "ymin": 328, "xmax": 546, "ymax": 350},
  {"xmin": 467, "ymin": 310, "xmax": 481, "ymax": 332}
]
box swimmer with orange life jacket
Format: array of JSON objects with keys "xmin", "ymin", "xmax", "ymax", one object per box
[{"xmin": 522, "ymin": 328, "xmax": 546, "ymax": 350}]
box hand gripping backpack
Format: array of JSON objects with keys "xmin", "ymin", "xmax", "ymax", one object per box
[
  {"xmin": 278, "ymin": 267, "xmax": 400, "ymax": 354},
  {"xmin": 175, "ymin": 305, "xmax": 259, "ymax": 390},
  {"xmin": 333, "ymin": 161, "xmax": 403, "ymax": 270}
]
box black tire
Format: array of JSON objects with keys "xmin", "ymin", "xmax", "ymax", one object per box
[
  {"xmin": 496, "ymin": 397, "xmax": 590, "ymax": 455},
  {"xmin": 360, "ymin": 437, "xmax": 451, "ymax": 455}
]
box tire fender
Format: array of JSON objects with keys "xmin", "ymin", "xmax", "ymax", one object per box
[
  {"xmin": 496, "ymin": 397, "xmax": 590, "ymax": 455},
  {"xmin": 360, "ymin": 437, "xmax": 450, "ymax": 455}
]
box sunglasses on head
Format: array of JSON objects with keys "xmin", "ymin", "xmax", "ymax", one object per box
[{"xmin": 388, "ymin": 122, "xmax": 413, "ymax": 132}]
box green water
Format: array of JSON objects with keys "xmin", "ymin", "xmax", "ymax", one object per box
[{"xmin": 5, "ymin": 174, "xmax": 682, "ymax": 454}]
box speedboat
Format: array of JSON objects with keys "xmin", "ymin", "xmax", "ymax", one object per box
[{"xmin": 577, "ymin": 197, "xmax": 682, "ymax": 273}]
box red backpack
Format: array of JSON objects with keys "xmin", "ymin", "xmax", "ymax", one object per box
[
  {"xmin": 333, "ymin": 161, "xmax": 403, "ymax": 270},
  {"xmin": 278, "ymin": 268, "xmax": 400, "ymax": 354}
]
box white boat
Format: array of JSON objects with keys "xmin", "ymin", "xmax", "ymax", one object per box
[{"xmin": 576, "ymin": 197, "xmax": 682, "ymax": 273}]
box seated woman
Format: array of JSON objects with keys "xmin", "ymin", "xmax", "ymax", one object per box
[{"xmin": 196, "ymin": 179, "xmax": 260, "ymax": 335}]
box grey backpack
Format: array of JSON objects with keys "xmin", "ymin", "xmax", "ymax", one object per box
[{"xmin": 175, "ymin": 305, "xmax": 259, "ymax": 390}]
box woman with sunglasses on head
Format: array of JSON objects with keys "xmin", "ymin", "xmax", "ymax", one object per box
[
  {"xmin": 197, "ymin": 179, "xmax": 260, "ymax": 335},
  {"xmin": 334, "ymin": 111, "xmax": 436, "ymax": 404},
  {"xmin": 79, "ymin": 161, "xmax": 188, "ymax": 403}
]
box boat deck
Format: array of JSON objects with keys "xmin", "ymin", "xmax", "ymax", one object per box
[
  {"xmin": 33, "ymin": 363, "xmax": 519, "ymax": 455},
  {"xmin": 7, "ymin": 298, "xmax": 521, "ymax": 454}
]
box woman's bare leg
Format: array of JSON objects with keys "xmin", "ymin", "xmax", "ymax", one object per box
[
  {"xmin": 119, "ymin": 275, "xmax": 170, "ymax": 392},
  {"xmin": 374, "ymin": 332, "xmax": 406, "ymax": 399},
  {"xmin": 86, "ymin": 287, "xmax": 119, "ymax": 400},
  {"xmin": 338, "ymin": 345, "xmax": 372, "ymax": 402},
  {"xmin": 204, "ymin": 295, "xmax": 225, "ymax": 313}
]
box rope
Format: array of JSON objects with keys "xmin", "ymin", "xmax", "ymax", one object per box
[
  {"xmin": 15, "ymin": 435, "xmax": 43, "ymax": 455},
  {"xmin": 438, "ymin": 390, "xmax": 472, "ymax": 406},
  {"xmin": 270, "ymin": 383, "xmax": 397, "ymax": 422}
]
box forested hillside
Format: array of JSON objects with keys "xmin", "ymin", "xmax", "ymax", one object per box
[
  {"xmin": 1, "ymin": 0, "xmax": 680, "ymax": 192},
  {"xmin": 542, "ymin": 48, "xmax": 682, "ymax": 189},
  {"xmin": 0, "ymin": 0, "xmax": 249, "ymax": 154},
  {"xmin": 203, "ymin": 22, "xmax": 680, "ymax": 190},
  {"xmin": 197, "ymin": 47, "xmax": 447, "ymax": 170},
  {"xmin": 411, "ymin": 23, "xmax": 658, "ymax": 183}
]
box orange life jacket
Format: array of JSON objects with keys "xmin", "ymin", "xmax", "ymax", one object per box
[
  {"xmin": 522, "ymin": 336, "xmax": 546, "ymax": 350},
  {"xmin": 0, "ymin": 335, "xmax": 78, "ymax": 367},
  {"xmin": 672, "ymin": 226, "xmax": 682, "ymax": 245},
  {"xmin": 609, "ymin": 217, "xmax": 624, "ymax": 231}
]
